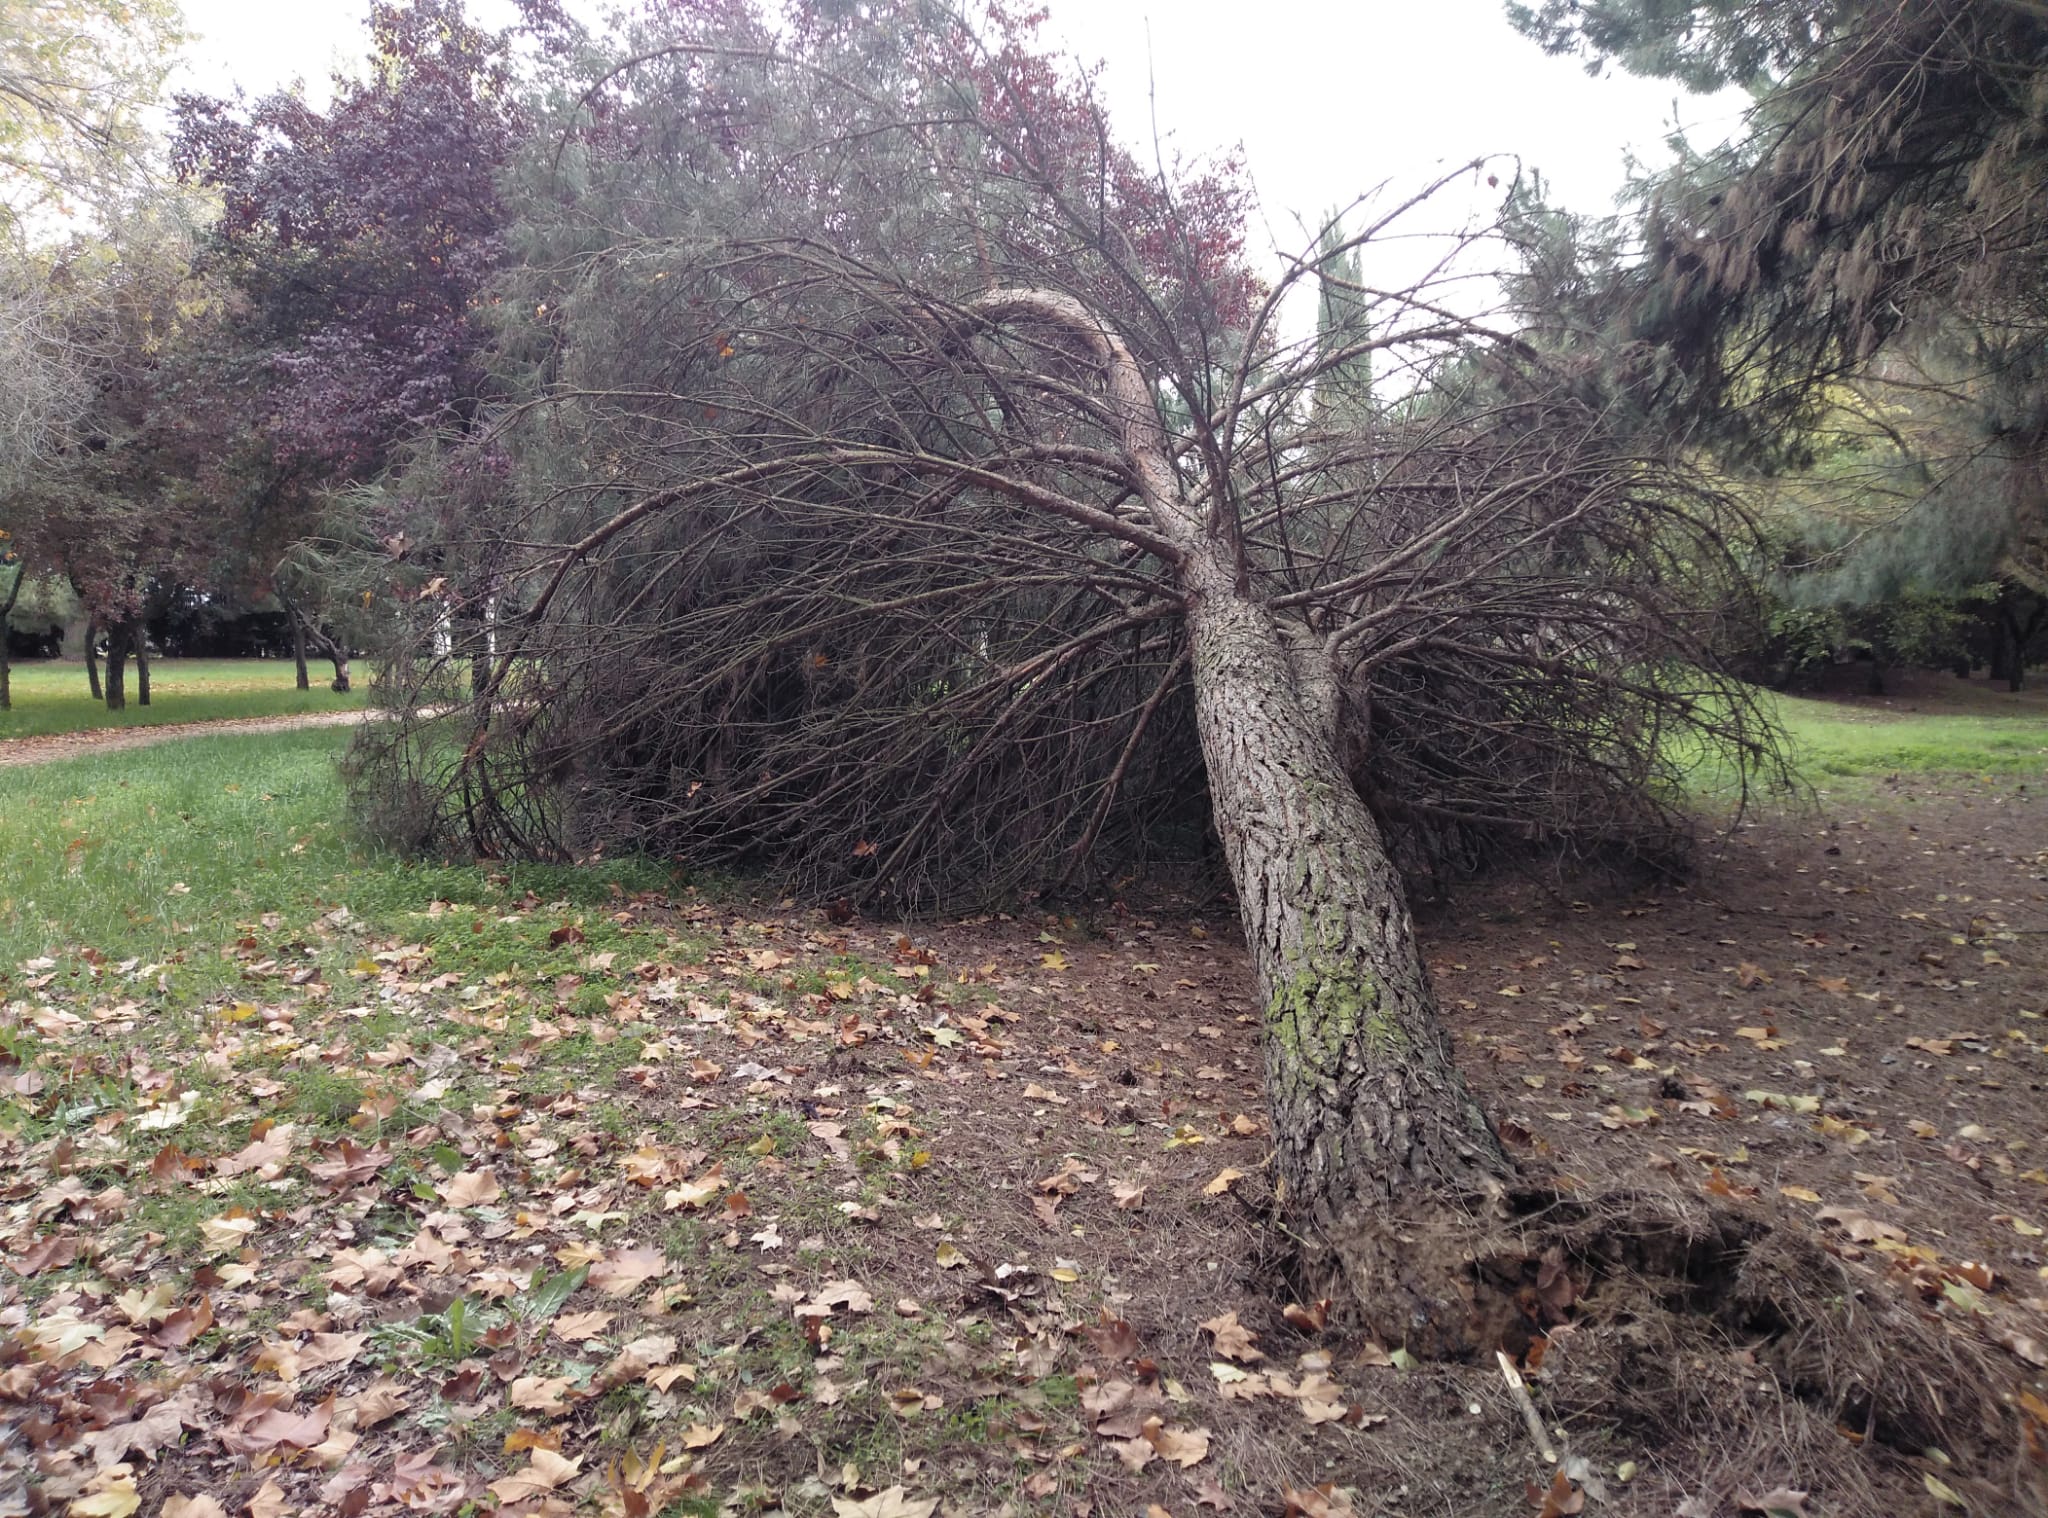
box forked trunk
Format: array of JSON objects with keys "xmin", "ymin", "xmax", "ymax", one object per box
[{"xmin": 1182, "ymin": 551, "xmax": 1513, "ymax": 1353}]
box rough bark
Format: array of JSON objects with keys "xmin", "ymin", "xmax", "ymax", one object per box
[
  {"xmin": 84, "ymin": 617, "xmax": 100, "ymax": 701},
  {"xmin": 1002, "ymin": 283, "xmax": 1519, "ymax": 1351},
  {"xmin": 1181, "ymin": 550, "xmax": 1514, "ymax": 1350},
  {"xmin": 291, "ymin": 608, "xmax": 310, "ymax": 690}
]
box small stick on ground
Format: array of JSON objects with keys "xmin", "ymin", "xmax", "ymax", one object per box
[{"xmin": 1496, "ymin": 1350, "xmax": 1557, "ymax": 1464}]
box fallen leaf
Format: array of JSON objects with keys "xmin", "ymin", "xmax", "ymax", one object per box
[
  {"xmin": 439, "ymin": 1170, "xmax": 502, "ymax": 1207},
  {"xmin": 1200, "ymin": 1310, "xmax": 1265, "ymax": 1363},
  {"xmin": 830, "ymin": 1486, "xmax": 939, "ymax": 1518},
  {"xmin": 488, "ymin": 1448, "xmax": 582, "ymax": 1503}
]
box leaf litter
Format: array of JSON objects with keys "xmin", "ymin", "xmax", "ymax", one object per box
[{"xmin": 0, "ymin": 772, "xmax": 2046, "ymax": 1513}]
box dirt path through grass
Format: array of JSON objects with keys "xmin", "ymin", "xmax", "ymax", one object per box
[{"xmin": 0, "ymin": 707, "xmax": 368, "ymax": 766}]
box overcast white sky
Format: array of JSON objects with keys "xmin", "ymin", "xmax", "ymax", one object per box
[{"xmin": 173, "ymin": 0, "xmax": 1749, "ymax": 259}]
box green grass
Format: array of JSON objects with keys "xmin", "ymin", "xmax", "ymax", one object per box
[
  {"xmin": 4, "ymin": 679, "xmax": 2043, "ymax": 991},
  {"xmin": 0, "ymin": 726, "xmax": 672, "ymax": 993},
  {"xmin": 0, "ymin": 657, "xmax": 365, "ymax": 738},
  {"xmin": 1770, "ymin": 690, "xmax": 2048, "ymax": 779}
]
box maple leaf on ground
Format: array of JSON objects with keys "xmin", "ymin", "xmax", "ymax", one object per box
[
  {"xmin": 298, "ymin": 1331, "xmax": 368, "ymax": 1373},
  {"xmin": 1530, "ymin": 1469, "xmax": 1585, "ymax": 1518},
  {"xmin": 511, "ymin": 1375, "xmax": 574, "ymax": 1414},
  {"xmin": 308, "ymin": 1139, "xmax": 391, "ymax": 1188},
  {"xmin": 214, "ymin": 1125, "xmax": 296, "ymax": 1178},
  {"xmin": 151, "ymin": 1296, "xmax": 215, "ymax": 1349},
  {"xmin": 218, "ymin": 1401, "xmax": 332, "ymax": 1457},
  {"xmin": 1141, "ymin": 1416, "xmax": 1211, "ymax": 1467},
  {"xmin": 347, "ymin": 1379, "xmax": 409, "ymax": 1428},
  {"xmin": 199, "ymin": 1213, "xmax": 258, "ymax": 1255},
  {"xmin": 84, "ymin": 1394, "xmax": 198, "ymax": 1466},
  {"xmin": 439, "ymin": 1169, "xmax": 503, "ymax": 1207},
  {"xmin": 1200, "ymin": 1310, "xmax": 1265, "ymax": 1363},
  {"xmin": 489, "ymin": 1448, "xmax": 582, "ymax": 1503},
  {"xmin": 12, "ymin": 1233, "xmax": 80, "ymax": 1275},
  {"xmin": 1281, "ymin": 1485, "xmax": 1357, "ymax": 1518},
  {"xmin": 1082, "ymin": 1310, "xmax": 1140, "ymax": 1358},
  {"xmin": 831, "ymin": 1488, "xmax": 939, "ymax": 1518},
  {"xmin": 160, "ymin": 1499, "xmax": 227, "ymax": 1518},
  {"xmin": 811, "ymin": 1279, "xmax": 875, "ymax": 1314},
  {"xmin": 68, "ymin": 1480, "xmax": 141, "ymax": 1518},
  {"xmin": 247, "ymin": 1480, "xmax": 289, "ymax": 1518},
  {"xmin": 552, "ymin": 1310, "xmax": 615, "ymax": 1341}
]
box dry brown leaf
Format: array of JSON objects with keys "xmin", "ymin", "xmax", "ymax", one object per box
[
  {"xmin": 161, "ymin": 1499, "xmax": 228, "ymax": 1518},
  {"xmin": 829, "ymin": 1487, "xmax": 939, "ymax": 1518},
  {"xmin": 439, "ymin": 1169, "xmax": 502, "ymax": 1207},
  {"xmin": 552, "ymin": 1310, "xmax": 615, "ymax": 1341},
  {"xmin": 510, "ymin": 1376, "xmax": 573, "ymax": 1415},
  {"xmin": 1140, "ymin": 1415, "xmax": 1211, "ymax": 1467},
  {"xmin": 589, "ymin": 1247, "xmax": 667, "ymax": 1295},
  {"xmin": 1200, "ymin": 1309, "xmax": 1265, "ymax": 1363},
  {"xmin": 488, "ymin": 1448, "xmax": 582, "ymax": 1503}
]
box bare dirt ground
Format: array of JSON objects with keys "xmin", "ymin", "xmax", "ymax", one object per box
[{"xmin": 0, "ymin": 710, "xmax": 368, "ymax": 768}]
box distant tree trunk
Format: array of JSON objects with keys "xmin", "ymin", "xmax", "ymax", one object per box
[
  {"xmin": 0, "ymin": 561, "xmax": 21, "ymax": 711},
  {"xmin": 280, "ymin": 587, "xmax": 352, "ymax": 692},
  {"xmin": 103, "ymin": 622, "xmax": 130, "ymax": 711},
  {"xmin": 2000, "ymin": 594, "xmax": 2045, "ymax": 692},
  {"xmin": 84, "ymin": 617, "xmax": 101, "ymax": 701}
]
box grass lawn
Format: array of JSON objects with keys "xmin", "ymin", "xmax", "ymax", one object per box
[
  {"xmin": 1771, "ymin": 687, "xmax": 2048, "ymax": 778},
  {"xmin": 0, "ymin": 656, "xmax": 365, "ymax": 739},
  {"xmin": 0, "ymin": 726, "xmax": 667, "ymax": 987}
]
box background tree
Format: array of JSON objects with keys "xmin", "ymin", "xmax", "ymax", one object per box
[
  {"xmin": 0, "ymin": 0, "xmax": 182, "ymax": 239},
  {"xmin": 170, "ymin": 0, "xmax": 547, "ymax": 672},
  {"xmin": 352, "ymin": 0, "xmax": 1780, "ymax": 1352},
  {"xmin": 1511, "ymin": 2, "xmax": 2048, "ymax": 672}
]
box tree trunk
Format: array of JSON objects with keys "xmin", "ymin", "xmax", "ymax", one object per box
[
  {"xmin": 994, "ymin": 285, "xmax": 1517, "ymax": 1351},
  {"xmin": 135, "ymin": 633, "xmax": 150, "ymax": 706},
  {"xmin": 0, "ymin": 561, "xmax": 20, "ymax": 711},
  {"xmin": 85, "ymin": 618, "xmax": 101, "ymax": 701},
  {"xmin": 1181, "ymin": 550, "xmax": 1513, "ymax": 1353},
  {"xmin": 103, "ymin": 622, "xmax": 130, "ymax": 711},
  {"xmin": 292, "ymin": 610, "xmax": 310, "ymax": 690}
]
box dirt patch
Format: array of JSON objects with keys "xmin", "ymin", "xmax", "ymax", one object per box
[{"xmin": 0, "ymin": 708, "xmax": 367, "ymax": 767}]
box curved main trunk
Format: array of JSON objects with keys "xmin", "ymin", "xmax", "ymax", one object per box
[{"xmin": 1181, "ymin": 551, "xmax": 1513, "ymax": 1352}]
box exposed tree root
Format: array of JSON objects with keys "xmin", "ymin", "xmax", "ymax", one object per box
[{"xmin": 1290, "ymin": 1183, "xmax": 2043, "ymax": 1512}]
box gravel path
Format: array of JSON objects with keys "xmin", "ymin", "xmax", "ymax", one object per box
[{"xmin": 0, "ymin": 708, "xmax": 368, "ymax": 768}]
